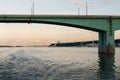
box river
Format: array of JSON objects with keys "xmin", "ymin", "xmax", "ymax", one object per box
[{"xmin": 0, "ymin": 47, "xmax": 120, "ymax": 80}]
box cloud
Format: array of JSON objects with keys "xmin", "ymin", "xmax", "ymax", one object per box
[
  {"xmin": 70, "ymin": 1, "xmax": 85, "ymax": 6},
  {"xmin": 69, "ymin": 0, "xmax": 95, "ymax": 7},
  {"xmin": 101, "ymin": 0, "xmax": 118, "ymax": 4}
]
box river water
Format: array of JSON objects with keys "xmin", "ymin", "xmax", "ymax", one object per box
[{"xmin": 0, "ymin": 47, "xmax": 120, "ymax": 80}]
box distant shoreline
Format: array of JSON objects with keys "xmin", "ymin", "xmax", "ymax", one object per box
[
  {"xmin": 0, "ymin": 46, "xmax": 119, "ymax": 48},
  {"xmin": 0, "ymin": 46, "xmax": 48, "ymax": 47},
  {"xmin": 49, "ymin": 39, "xmax": 120, "ymax": 47}
]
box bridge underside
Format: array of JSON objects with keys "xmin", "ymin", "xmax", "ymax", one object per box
[{"xmin": 0, "ymin": 15, "xmax": 119, "ymax": 54}]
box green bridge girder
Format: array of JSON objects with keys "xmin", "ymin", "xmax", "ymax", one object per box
[
  {"xmin": 0, "ymin": 15, "xmax": 120, "ymax": 54},
  {"xmin": 0, "ymin": 15, "xmax": 120, "ymax": 31}
]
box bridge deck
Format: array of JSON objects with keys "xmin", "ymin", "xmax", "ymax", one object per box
[{"xmin": 0, "ymin": 15, "xmax": 120, "ymax": 19}]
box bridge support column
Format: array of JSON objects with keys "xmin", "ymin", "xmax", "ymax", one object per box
[{"xmin": 99, "ymin": 31, "xmax": 115, "ymax": 54}]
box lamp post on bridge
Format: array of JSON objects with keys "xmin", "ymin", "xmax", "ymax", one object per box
[
  {"xmin": 86, "ymin": 2, "xmax": 88, "ymax": 16},
  {"xmin": 78, "ymin": 6, "xmax": 80, "ymax": 16},
  {"xmin": 31, "ymin": 0, "xmax": 35, "ymax": 15},
  {"xmin": 72, "ymin": 2, "xmax": 88, "ymax": 16}
]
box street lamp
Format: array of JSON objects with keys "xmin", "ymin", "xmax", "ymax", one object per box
[
  {"xmin": 78, "ymin": 6, "xmax": 80, "ymax": 15},
  {"xmin": 86, "ymin": 2, "xmax": 88, "ymax": 16},
  {"xmin": 31, "ymin": 0, "xmax": 35, "ymax": 15},
  {"xmin": 72, "ymin": 2, "xmax": 88, "ymax": 16}
]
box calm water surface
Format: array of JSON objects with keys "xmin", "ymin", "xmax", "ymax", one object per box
[{"xmin": 0, "ymin": 47, "xmax": 120, "ymax": 80}]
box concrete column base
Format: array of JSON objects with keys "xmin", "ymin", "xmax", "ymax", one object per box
[
  {"xmin": 99, "ymin": 45, "xmax": 115, "ymax": 54},
  {"xmin": 99, "ymin": 46, "xmax": 107, "ymax": 53},
  {"xmin": 107, "ymin": 45, "xmax": 115, "ymax": 54}
]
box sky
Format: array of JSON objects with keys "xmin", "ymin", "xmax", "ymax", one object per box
[{"xmin": 0, "ymin": 0, "xmax": 120, "ymax": 46}]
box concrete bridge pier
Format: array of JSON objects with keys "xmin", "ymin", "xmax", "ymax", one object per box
[{"xmin": 99, "ymin": 31, "xmax": 115, "ymax": 54}]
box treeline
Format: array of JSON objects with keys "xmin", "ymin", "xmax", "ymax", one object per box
[
  {"xmin": 49, "ymin": 41, "xmax": 98, "ymax": 47},
  {"xmin": 49, "ymin": 39, "xmax": 120, "ymax": 47}
]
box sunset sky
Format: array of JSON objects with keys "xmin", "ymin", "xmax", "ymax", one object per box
[{"xmin": 0, "ymin": 0, "xmax": 120, "ymax": 46}]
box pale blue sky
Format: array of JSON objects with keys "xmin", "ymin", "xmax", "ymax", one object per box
[
  {"xmin": 0, "ymin": 0, "xmax": 120, "ymax": 45},
  {"xmin": 0, "ymin": 0, "xmax": 120, "ymax": 15}
]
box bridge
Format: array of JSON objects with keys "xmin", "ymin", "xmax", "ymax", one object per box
[{"xmin": 0, "ymin": 15, "xmax": 120, "ymax": 54}]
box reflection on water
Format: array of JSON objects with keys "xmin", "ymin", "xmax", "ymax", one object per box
[
  {"xmin": 98, "ymin": 53, "xmax": 115, "ymax": 79},
  {"xmin": 0, "ymin": 47, "xmax": 120, "ymax": 80}
]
